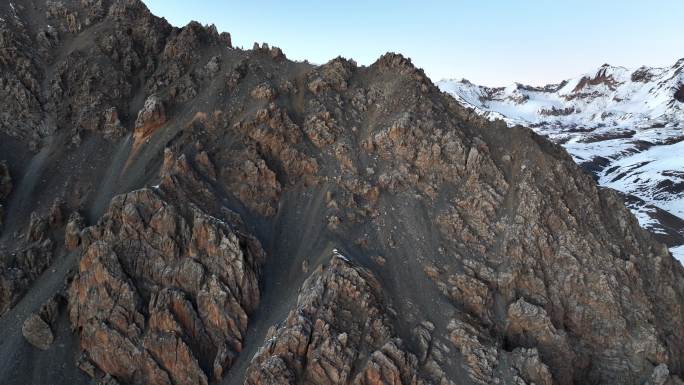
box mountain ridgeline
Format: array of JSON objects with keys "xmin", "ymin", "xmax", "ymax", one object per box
[
  {"xmin": 439, "ymin": 63, "xmax": 684, "ymax": 256},
  {"xmin": 1, "ymin": 1, "xmax": 684, "ymax": 385}
]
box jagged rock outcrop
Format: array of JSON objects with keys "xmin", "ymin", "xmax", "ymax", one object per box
[
  {"xmin": 246, "ymin": 254, "xmax": 562, "ymax": 385},
  {"xmin": 1, "ymin": 2, "xmax": 684, "ymax": 385},
  {"xmin": 103, "ymin": 107, "xmax": 126, "ymax": 139},
  {"xmin": 22, "ymin": 294, "xmax": 64, "ymax": 350},
  {"xmin": 446, "ymin": 316, "xmax": 555, "ymax": 385},
  {"xmin": 425, "ymin": 128, "xmax": 684, "ymax": 384},
  {"xmin": 64, "ymin": 211, "xmax": 85, "ymax": 251},
  {"xmin": 134, "ymin": 95, "xmax": 167, "ymax": 139},
  {"xmin": 245, "ymin": 254, "xmax": 428, "ymax": 385},
  {"xmin": 0, "ymin": 3, "xmax": 45, "ymax": 147},
  {"xmin": 0, "ymin": 210, "xmax": 59, "ymax": 316},
  {"xmin": 68, "ymin": 187, "xmax": 265, "ymax": 384}
]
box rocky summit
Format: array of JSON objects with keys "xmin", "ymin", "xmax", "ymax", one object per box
[{"xmin": 1, "ymin": 1, "xmax": 684, "ymax": 385}]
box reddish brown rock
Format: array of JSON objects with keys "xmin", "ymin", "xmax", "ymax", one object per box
[
  {"xmin": 251, "ymin": 83, "xmax": 277, "ymax": 100},
  {"xmin": 46, "ymin": 1, "xmax": 83, "ymax": 33},
  {"xmin": 505, "ymin": 298, "xmax": 575, "ymax": 380},
  {"xmin": 1, "ymin": 3, "xmax": 684, "ymax": 385},
  {"xmin": 69, "ymin": 187, "xmax": 265, "ymax": 384},
  {"xmin": 134, "ymin": 95, "xmax": 166, "ymax": 142},
  {"xmin": 103, "ymin": 107, "xmax": 125, "ymax": 139},
  {"xmin": 233, "ymin": 104, "xmax": 319, "ymax": 184},
  {"xmin": 511, "ymin": 348, "xmax": 554, "ymax": 385},
  {"xmin": 215, "ymin": 147, "xmax": 282, "ymax": 217},
  {"xmin": 245, "ymin": 255, "xmax": 427, "ymax": 385},
  {"xmin": 48, "ymin": 199, "xmax": 63, "ymax": 227},
  {"xmin": 307, "ymin": 57, "xmax": 356, "ymax": 94},
  {"xmin": 304, "ymin": 111, "xmax": 340, "ymax": 148}
]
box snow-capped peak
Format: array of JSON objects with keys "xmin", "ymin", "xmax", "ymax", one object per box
[{"xmin": 439, "ymin": 59, "xmax": 684, "ymax": 131}]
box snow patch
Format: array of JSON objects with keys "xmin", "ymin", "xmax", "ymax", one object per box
[
  {"xmin": 671, "ymin": 245, "xmax": 684, "ymax": 264},
  {"xmin": 332, "ymin": 248, "xmax": 350, "ymax": 262},
  {"xmin": 600, "ymin": 139, "xmax": 684, "ymax": 220}
]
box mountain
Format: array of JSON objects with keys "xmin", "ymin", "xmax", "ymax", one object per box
[
  {"xmin": 438, "ymin": 62, "xmax": 684, "ymax": 259},
  {"xmin": 439, "ymin": 62, "xmax": 684, "ymax": 130},
  {"xmin": 2, "ymin": 1, "xmax": 684, "ymax": 385}
]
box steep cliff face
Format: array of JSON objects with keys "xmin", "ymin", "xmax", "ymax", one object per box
[{"xmin": 1, "ymin": 1, "xmax": 684, "ymax": 385}]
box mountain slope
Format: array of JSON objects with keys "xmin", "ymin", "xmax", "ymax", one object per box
[
  {"xmin": 439, "ymin": 62, "xmax": 684, "ymax": 257},
  {"xmin": 1, "ymin": 1, "xmax": 684, "ymax": 385}
]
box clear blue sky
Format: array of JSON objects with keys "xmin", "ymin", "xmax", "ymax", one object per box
[{"xmin": 142, "ymin": 0, "xmax": 684, "ymax": 86}]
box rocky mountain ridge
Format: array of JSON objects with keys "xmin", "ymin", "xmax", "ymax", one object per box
[
  {"xmin": 438, "ymin": 62, "xmax": 684, "ymax": 258},
  {"xmin": 1, "ymin": 1, "xmax": 684, "ymax": 385}
]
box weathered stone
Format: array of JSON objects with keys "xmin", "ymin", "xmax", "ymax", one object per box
[
  {"xmin": 69, "ymin": 187, "xmax": 265, "ymax": 384},
  {"xmin": 0, "ymin": 160, "xmax": 11, "ymax": 228},
  {"xmin": 21, "ymin": 294, "xmax": 64, "ymax": 350},
  {"xmin": 246, "ymin": 255, "xmax": 427, "ymax": 385},
  {"xmin": 135, "ymin": 95, "xmax": 166, "ymax": 137},
  {"xmin": 22, "ymin": 314, "xmax": 54, "ymax": 350},
  {"xmin": 103, "ymin": 107, "xmax": 125, "ymax": 139},
  {"xmin": 0, "ymin": 3, "xmax": 683, "ymax": 385},
  {"xmin": 251, "ymin": 83, "xmax": 277, "ymax": 100},
  {"xmin": 64, "ymin": 211, "xmax": 85, "ymax": 251}
]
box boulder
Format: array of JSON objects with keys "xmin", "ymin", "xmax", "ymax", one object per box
[
  {"xmin": 21, "ymin": 294, "xmax": 63, "ymax": 350},
  {"xmin": 22, "ymin": 314, "xmax": 54, "ymax": 350},
  {"xmin": 64, "ymin": 211, "xmax": 85, "ymax": 251}
]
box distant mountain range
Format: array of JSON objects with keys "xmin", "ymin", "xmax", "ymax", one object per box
[{"xmin": 439, "ymin": 60, "xmax": 684, "ymax": 259}]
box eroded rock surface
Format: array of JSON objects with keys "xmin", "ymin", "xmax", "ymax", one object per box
[
  {"xmin": 245, "ymin": 255, "xmax": 427, "ymax": 385},
  {"xmin": 22, "ymin": 294, "xmax": 64, "ymax": 350},
  {"xmin": 68, "ymin": 187, "xmax": 265, "ymax": 384},
  {"xmin": 0, "ymin": 1, "xmax": 683, "ymax": 385},
  {"xmin": 133, "ymin": 95, "xmax": 167, "ymax": 148},
  {"xmin": 64, "ymin": 211, "xmax": 85, "ymax": 251},
  {"xmin": 1, "ymin": 210, "xmax": 58, "ymax": 316}
]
